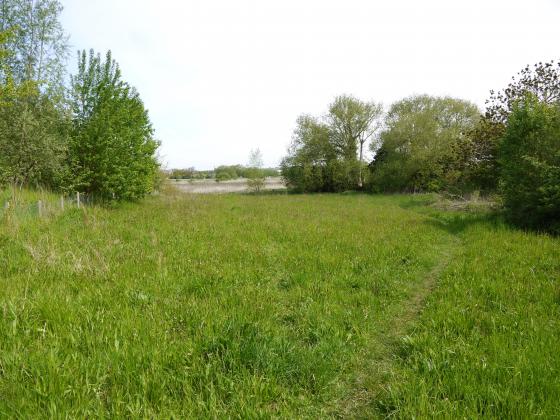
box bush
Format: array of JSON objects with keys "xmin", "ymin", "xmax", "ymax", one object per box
[
  {"xmin": 500, "ymin": 95, "xmax": 560, "ymax": 233},
  {"xmin": 215, "ymin": 172, "xmax": 231, "ymax": 182},
  {"xmin": 246, "ymin": 167, "xmax": 265, "ymax": 192}
]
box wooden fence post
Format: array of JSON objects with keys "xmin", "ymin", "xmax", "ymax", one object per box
[
  {"xmin": 60, "ymin": 196, "xmax": 64, "ymax": 211},
  {"xmin": 77, "ymin": 192, "xmax": 81, "ymax": 209},
  {"xmin": 38, "ymin": 200, "xmax": 43, "ymax": 218}
]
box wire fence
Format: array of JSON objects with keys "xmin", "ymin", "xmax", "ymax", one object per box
[{"xmin": 1, "ymin": 191, "xmax": 92, "ymax": 222}]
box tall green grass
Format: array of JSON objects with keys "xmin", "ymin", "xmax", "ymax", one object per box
[
  {"xmin": 1, "ymin": 188, "xmax": 79, "ymax": 225},
  {"xmin": 372, "ymin": 212, "xmax": 560, "ymax": 418},
  {"xmin": 0, "ymin": 191, "xmax": 558, "ymax": 417}
]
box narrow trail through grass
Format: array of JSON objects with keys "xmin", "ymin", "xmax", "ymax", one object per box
[
  {"xmin": 334, "ymin": 216, "xmax": 464, "ymax": 418},
  {"xmin": 370, "ymin": 212, "xmax": 560, "ymax": 418}
]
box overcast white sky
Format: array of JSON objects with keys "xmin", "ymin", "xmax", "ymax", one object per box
[{"xmin": 61, "ymin": 0, "xmax": 560, "ymax": 169}]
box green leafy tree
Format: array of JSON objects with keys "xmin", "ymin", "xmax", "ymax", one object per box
[
  {"xmin": 215, "ymin": 171, "xmax": 232, "ymax": 182},
  {"xmin": 282, "ymin": 96, "xmax": 382, "ymax": 192},
  {"xmin": 0, "ymin": 3, "xmax": 70, "ymax": 190},
  {"xmin": 465, "ymin": 60, "xmax": 560, "ymax": 192},
  {"xmin": 0, "ymin": 74, "xmax": 68, "ymax": 188},
  {"xmin": 0, "ymin": 0, "xmax": 68, "ymax": 97},
  {"xmin": 69, "ymin": 50, "xmax": 160, "ymax": 201},
  {"xmin": 169, "ymin": 167, "xmax": 196, "ymax": 179},
  {"xmin": 0, "ymin": 29, "xmax": 68, "ymax": 189},
  {"xmin": 456, "ymin": 117, "xmax": 503, "ymax": 192},
  {"xmin": 371, "ymin": 95, "xmax": 480, "ymax": 192},
  {"xmin": 487, "ymin": 60, "xmax": 560, "ymax": 124},
  {"xmin": 215, "ymin": 164, "xmax": 242, "ymax": 181},
  {"xmin": 281, "ymin": 115, "xmax": 336, "ymax": 192},
  {"xmin": 499, "ymin": 94, "xmax": 560, "ymax": 233},
  {"xmin": 246, "ymin": 148, "xmax": 265, "ymax": 192},
  {"xmin": 327, "ymin": 95, "xmax": 383, "ymax": 187}
]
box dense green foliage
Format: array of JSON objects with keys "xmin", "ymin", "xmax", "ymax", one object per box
[
  {"xmin": 279, "ymin": 63, "xmax": 560, "ymax": 231},
  {"xmin": 0, "ymin": 75, "xmax": 68, "ymax": 188},
  {"xmin": 0, "ymin": 3, "xmax": 159, "ymax": 201},
  {"xmin": 281, "ymin": 115, "xmax": 337, "ymax": 192},
  {"xmin": 369, "ymin": 95, "xmax": 480, "ymax": 192},
  {"xmin": 499, "ymin": 95, "xmax": 560, "ymax": 232},
  {"xmin": 169, "ymin": 167, "xmax": 213, "ymax": 180},
  {"xmin": 0, "ymin": 15, "xmax": 69, "ymax": 190},
  {"xmin": 1, "ymin": 191, "xmax": 558, "ymax": 417},
  {"xmin": 281, "ymin": 95, "xmax": 382, "ymax": 192},
  {"xmin": 69, "ymin": 50, "xmax": 159, "ymax": 200},
  {"xmin": 465, "ymin": 60, "xmax": 560, "ymax": 196},
  {"xmin": 457, "ymin": 117, "xmax": 504, "ymax": 192}
]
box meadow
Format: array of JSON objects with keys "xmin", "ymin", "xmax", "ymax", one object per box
[{"xmin": 0, "ymin": 189, "xmax": 558, "ymax": 418}]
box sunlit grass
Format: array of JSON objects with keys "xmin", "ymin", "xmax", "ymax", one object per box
[
  {"xmin": 0, "ymin": 191, "xmax": 558, "ymax": 417},
  {"xmin": 372, "ymin": 215, "xmax": 560, "ymax": 418}
]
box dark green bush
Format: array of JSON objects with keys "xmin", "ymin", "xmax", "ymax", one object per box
[{"xmin": 500, "ymin": 95, "xmax": 560, "ymax": 233}]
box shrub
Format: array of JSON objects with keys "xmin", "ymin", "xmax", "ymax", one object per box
[
  {"xmin": 500, "ymin": 95, "xmax": 560, "ymax": 233},
  {"xmin": 215, "ymin": 172, "xmax": 231, "ymax": 182}
]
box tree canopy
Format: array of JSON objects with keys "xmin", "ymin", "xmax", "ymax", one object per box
[
  {"xmin": 487, "ymin": 60, "xmax": 560, "ymax": 124},
  {"xmin": 499, "ymin": 94, "xmax": 560, "ymax": 233},
  {"xmin": 281, "ymin": 95, "xmax": 382, "ymax": 192},
  {"xmin": 69, "ymin": 50, "xmax": 159, "ymax": 200},
  {"xmin": 1, "ymin": 3, "xmax": 160, "ymax": 201},
  {"xmin": 0, "ymin": 0, "xmax": 68, "ymax": 97},
  {"xmin": 369, "ymin": 95, "xmax": 480, "ymax": 192}
]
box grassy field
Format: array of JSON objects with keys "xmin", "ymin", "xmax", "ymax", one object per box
[{"xmin": 1, "ymin": 190, "xmax": 559, "ymax": 417}]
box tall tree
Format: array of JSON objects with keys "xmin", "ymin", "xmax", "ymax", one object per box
[
  {"xmin": 0, "ymin": 77, "xmax": 68, "ymax": 187},
  {"xmin": 281, "ymin": 114, "xmax": 337, "ymax": 192},
  {"xmin": 499, "ymin": 94, "xmax": 560, "ymax": 233},
  {"xmin": 486, "ymin": 60, "xmax": 560, "ymax": 124},
  {"xmin": 462, "ymin": 60, "xmax": 560, "ymax": 193},
  {"xmin": 282, "ymin": 96, "xmax": 383, "ymax": 192},
  {"xmin": 246, "ymin": 148, "xmax": 265, "ymax": 192},
  {"xmin": 0, "ymin": 28, "xmax": 68, "ymax": 189},
  {"xmin": 327, "ymin": 95, "xmax": 382, "ymax": 187},
  {"xmin": 0, "ymin": 0, "xmax": 68, "ymax": 96},
  {"xmin": 371, "ymin": 95, "xmax": 480, "ymax": 192},
  {"xmin": 69, "ymin": 50, "xmax": 160, "ymax": 201}
]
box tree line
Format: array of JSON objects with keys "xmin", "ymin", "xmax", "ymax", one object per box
[
  {"xmin": 1, "ymin": 1, "xmax": 557, "ymax": 231},
  {"xmin": 281, "ymin": 61, "xmax": 560, "ymax": 233},
  {"xmin": 0, "ymin": 0, "xmax": 159, "ymax": 201},
  {"xmin": 169, "ymin": 165, "xmax": 278, "ymax": 181}
]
